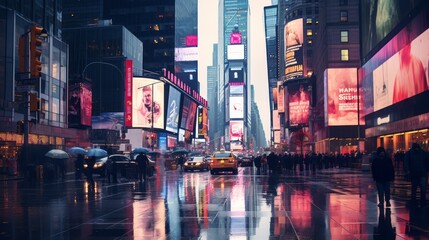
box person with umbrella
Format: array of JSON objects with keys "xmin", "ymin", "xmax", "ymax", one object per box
[
  {"xmin": 136, "ymin": 152, "xmax": 149, "ymax": 182},
  {"xmin": 75, "ymin": 154, "xmax": 85, "ymax": 179},
  {"xmin": 86, "ymin": 156, "xmax": 96, "ymax": 186}
]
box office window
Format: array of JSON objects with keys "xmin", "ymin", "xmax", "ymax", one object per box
[
  {"xmin": 306, "ymin": 18, "xmax": 312, "ymax": 24},
  {"xmin": 341, "ymin": 49, "xmax": 349, "ymax": 61},
  {"xmin": 339, "ymin": 0, "xmax": 348, "ymax": 6},
  {"xmin": 340, "ymin": 11, "xmax": 348, "ymax": 22},
  {"xmin": 306, "ymin": 29, "xmax": 313, "ymax": 36},
  {"xmin": 340, "ymin": 30, "xmax": 349, "ymax": 43}
]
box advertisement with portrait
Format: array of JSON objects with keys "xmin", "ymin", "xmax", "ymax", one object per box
[
  {"xmin": 372, "ymin": 28, "xmax": 429, "ymax": 112},
  {"xmin": 180, "ymin": 96, "xmax": 191, "ymax": 130},
  {"xmin": 68, "ymin": 82, "xmax": 92, "ymax": 127},
  {"xmin": 230, "ymin": 121, "xmax": 244, "ymax": 141},
  {"xmin": 288, "ymin": 82, "xmax": 310, "ymax": 127},
  {"xmin": 92, "ymin": 112, "xmax": 124, "ymax": 131},
  {"xmin": 166, "ymin": 86, "xmax": 181, "ymax": 133},
  {"xmin": 284, "ymin": 18, "xmax": 304, "ymax": 80},
  {"xmin": 229, "ymin": 96, "xmax": 244, "ymax": 119},
  {"xmin": 132, "ymin": 77, "xmax": 165, "ymax": 129},
  {"xmin": 180, "ymin": 96, "xmax": 197, "ymax": 131},
  {"xmin": 360, "ymin": 0, "xmax": 424, "ymax": 60},
  {"xmin": 325, "ymin": 68, "xmax": 364, "ymax": 126},
  {"xmin": 278, "ymin": 82, "xmax": 285, "ymax": 113}
]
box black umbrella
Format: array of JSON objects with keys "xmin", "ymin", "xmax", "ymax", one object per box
[{"xmin": 172, "ymin": 149, "xmax": 189, "ymax": 155}]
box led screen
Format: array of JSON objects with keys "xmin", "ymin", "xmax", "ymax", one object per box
[
  {"xmin": 227, "ymin": 45, "xmax": 245, "ymax": 60},
  {"xmin": 284, "ymin": 18, "xmax": 304, "ymax": 80},
  {"xmin": 186, "ymin": 35, "xmax": 198, "ymax": 47},
  {"xmin": 132, "ymin": 77, "xmax": 165, "ymax": 129},
  {"xmin": 229, "ymin": 96, "xmax": 244, "ymax": 119},
  {"xmin": 230, "ymin": 85, "xmax": 244, "ymax": 95},
  {"xmin": 166, "ymin": 86, "xmax": 181, "ymax": 133},
  {"xmin": 325, "ymin": 68, "xmax": 364, "ymax": 126},
  {"xmin": 68, "ymin": 82, "xmax": 92, "ymax": 127},
  {"xmin": 180, "ymin": 96, "xmax": 197, "ymax": 131},
  {"xmin": 273, "ymin": 110, "xmax": 280, "ymax": 130},
  {"xmin": 230, "ymin": 121, "xmax": 244, "ymax": 141},
  {"xmin": 360, "ymin": 0, "xmax": 424, "ymax": 60},
  {"xmin": 288, "ymin": 83, "xmax": 310, "ymax": 127},
  {"xmin": 272, "ymin": 87, "xmax": 278, "ymax": 110},
  {"xmin": 92, "ymin": 112, "xmax": 123, "ymax": 130},
  {"xmin": 229, "ymin": 68, "xmax": 244, "ymax": 83},
  {"xmin": 175, "ymin": 47, "xmax": 198, "ymax": 61},
  {"xmin": 230, "ymin": 32, "xmax": 242, "ymax": 44},
  {"xmin": 373, "ymin": 29, "xmax": 429, "ymax": 111},
  {"xmin": 278, "ymin": 82, "xmax": 285, "ymax": 113}
]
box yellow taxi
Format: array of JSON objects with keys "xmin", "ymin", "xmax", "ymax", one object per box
[{"xmin": 210, "ymin": 151, "xmax": 238, "ymax": 175}]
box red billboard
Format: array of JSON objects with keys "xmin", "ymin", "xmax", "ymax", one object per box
[
  {"xmin": 230, "ymin": 32, "xmax": 242, "ymax": 44},
  {"xmin": 68, "ymin": 82, "xmax": 92, "ymax": 127},
  {"xmin": 186, "ymin": 35, "xmax": 198, "ymax": 47},
  {"xmin": 230, "ymin": 121, "xmax": 244, "ymax": 141},
  {"xmin": 325, "ymin": 68, "xmax": 364, "ymax": 126},
  {"xmin": 124, "ymin": 60, "xmax": 133, "ymax": 127},
  {"xmin": 288, "ymin": 83, "xmax": 310, "ymax": 127}
]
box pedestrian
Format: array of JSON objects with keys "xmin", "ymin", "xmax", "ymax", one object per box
[
  {"xmin": 404, "ymin": 143, "xmax": 429, "ymax": 207},
  {"xmin": 75, "ymin": 154, "xmax": 84, "ymax": 179},
  {"xmin": 86, "ymin": 156, "xmax": 96, "ymax": 186},
  {"xmin": 136, "ymin": 153, "xmax": 149, "ymax": 182},
  {"xmin": 254, "ymin": 155, "xmax": 261, "ymax": 174},
  {"xmin": 371, "ymin": 147, "xmax": 395, "ymax": 207}
]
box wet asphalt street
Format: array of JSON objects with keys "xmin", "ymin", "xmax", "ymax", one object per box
[{"xmin": 0, "ymin": 164, "xmax": 428, "ymax": 240}]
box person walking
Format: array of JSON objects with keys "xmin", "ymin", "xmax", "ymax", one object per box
[
  {"xmin": 86, "ymin": 156, "xmax": 96, "ymax": 186},
  {"xmin": 371, "ymin": 147, "xmax": 395, "ymax": 207},
  {"xmin": 404, "ymin": 143, "xmax": 429, "ymax": 207},
  {"xmin": 75, "ymin": 154, "xmax": 84, "ymax": 179},
  {"xmin": 136, "ymin": 153, "xmax": 149, "ymax": 182}
]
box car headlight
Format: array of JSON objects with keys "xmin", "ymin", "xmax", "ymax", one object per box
[
  {"xmin": 83, "ymin": 164, "xmax": 88, "ymax": 168},
  {"xmin": 195, "ymin": 163, "xmax": 201, "ymax": 166},
  {"xmin": 94, "ymin": 162, "xmax": 104, "ymax": 168}
]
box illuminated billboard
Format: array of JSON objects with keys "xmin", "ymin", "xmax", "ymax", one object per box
[
  {"xmin": 124, "ymin": 60, "xmax": 133, "ymax": 126},
  {"xmin": 325, "ymin": 68, "xmax": 364, "ymax": 126},
  {"xmin": 186, "ymin": 35, "xmax": 198, "ymax": 47},
  {"xmin": 197, "ymin": 107, "xmax": 208, "ymax": 138},
  {"xmin": 180, "ymin": 96, "xmax": 197, "ymax": 131},
  {"xmin": 132, "ymin": 77, "xmax": 165, "ymax": 129},
  {"xmin": 227, "ymin": 44, "xmax": 245, "ymax": 60},
  {"xmin": 175, "ymin": 47, "xmax": 198, "ymax": 61},
  {"xmin": 229, "ymin": 96, "xmax": 244, "ymax": 119},
  {"xmin": 278, "ymin": 81, "xmax": 285, "ymax": 113},
  {"xmin": 92, "ymin": 112, "xmax": 123, "ymax": 130},
  {"xmin": 273, "ymin": 110, "xmax": 280, "ymax": 130},
  {"xmin": 360, "ymin": 0, "xmax": 424, "ymax": 60},
  {"xmin": 229, "ymin": 68, "xmax": 244, "ymax": 83},
  {"xmin": 230, "ymin": 32, "xmax": 242, "ymax": 44},
  {"xmin": 288, "ymin": 83, "xmax": 310, "ymax": 127},
  {"xmin": 373, "ymin": 29, "xmax": 429, "ymax": 111},
  {"xmin": 230, "ymin": 84, "xmax": 244, "ymax": 95},
  {"xmin": 272, "ymin": 87, "xmax": 278, "ymax": 110},
  {"xmin": 230, "ymin": 121, "xmax": 244, "ymax": 141},
  {"xmin": 166, "ymin": 86, "xmax": 181, "ymax": 133},
  {"xmin": 284, "ymin": 18, "xmax": 304, "ymax": 80},
  {"xmin": 68, "ymin": 82, "xmax": 92, "ymax": 127}
]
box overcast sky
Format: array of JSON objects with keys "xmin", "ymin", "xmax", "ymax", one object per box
[{"xmin": 199, "ymin": 0, "xmax": 272, "ymax": 143}]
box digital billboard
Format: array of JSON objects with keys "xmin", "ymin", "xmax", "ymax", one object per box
[
  {"xmin": 278, "ymin": 82, "xmax": 285, "ymax": 113},
  {"xmin": 180, "ymin": 96, "xmax": 197, "ymax": 131},
  {"xmin": 284, "ymin": 18, "xmax": 304, "ymax": 80},
  {"xmin": 175, "ymin": 47, "xmax": 198, "ymax": 62},
  {"xmin": 166, "ymin": 86, "xmax": 181, "ymax": 133},
  {"xmin": 227, "ymin": 44, "xmax": 245, "ymax": 60},
  {"xmin": 68, "ymin": 82, "xmax": 92, "ymax": 127},
  {"xmin": 230, "ymin": 121, "xmax": 244, "ymax": 141},
  {"xmin": 229, "ymin": 68, "xmax": 244, "ymax": 83},
  {"xmin": 186, "ymin": 35, "xmax": 198, "ymax": 47},
  {"xmin": 124, "ymin": 60, "xmax": 133, "ymax": 127},
  {"xmin": 272, "ymin": 87, "xmax": 278, "ymax": 110},
  {"xmin": 230, "ymin": 84, "xmax": 244, "ymax": 95},
  {"xmin": 229, "ymin": 96, "xmax": 244, "ymax": 119},
  {"xmin": 360, "ymin": 8, "xmax": 429, "ymax": 116},
  {"xmin": 132, "ymin": 77, "xmax": 164, "ymax": 129},
  {"xmin": 325, "ymin": 68, "xmax": 364, "ymax": 126},
  {"xmin": 92, "ymin": 112, "xmax": 123, "ymax": 130},
  {"xmin": 288, "ymin": 83, "xmax": 310, "ymax": 127},
  {"xmin": 230, "ymin": 32, "xmax": 242, "ymax": 44},
  {"xmin": 373, "ymin": 29, "xmax": 429, "ymax": 111},
  {"xmin": 197, "ymin": 107, "xmax": 208, "ymax": 138},
  {"xmin": 360, "ymin": 0, "xmax": 424, "ymax": 60},
  {"xmin": 273, "ymin": 110, "xmax": 280, "ymax": 130}
]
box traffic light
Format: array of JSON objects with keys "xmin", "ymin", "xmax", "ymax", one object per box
[
  {"xmin": 29, "ymin": 93, "xmax": 40, "ymax": 112},
  {"xmin": 30, "ymin": 25, "xmax": 43, "ymax": 78}
]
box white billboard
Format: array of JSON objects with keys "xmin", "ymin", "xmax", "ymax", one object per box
[
  {"xmin": 227, "ymin": 44, "xmax": 245, "ymax": 60},
  {"xmin": 229, "ymin": 96, "xmax": 244, "ymax": 119},
  {"xmin": 175, "ymin": 47, "xmax": 198, "ymax": 61}
]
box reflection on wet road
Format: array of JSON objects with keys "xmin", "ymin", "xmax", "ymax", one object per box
[{"xmin": 0, "ymin": 166, "xmax": 428, "ymax": 239}]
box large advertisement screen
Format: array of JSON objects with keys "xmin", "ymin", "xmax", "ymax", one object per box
[
  {"xmin": 325, "ymin": 68, "xmax": 364, "ymax": 126},
  {"xmin": 230, "ymin": 32, "xmax": 242, "ymax": 44},
  {"xmin": 229, "ymin": 68, "xmax": 244, "ymax": 83},
  {"xmin": 230, "ymin": 84, "xmax": 244, "ymax": 95},
  {"xmin": 175, "ymin": 47, "xmax": 198, "ymax": 62},
  {"xmin": 361, "ymin": 9, "xmax": 429, "ymax": 116},
  {"xmin": 288, "ymin": 83, "xmax": 310, "ymax": 127},
  {"xmin": 229, "ymin": 96, "xmax": 244, "ymax": 119},
  {"xmin": 284, "ymin": 18, "xmax": 304, "ymax": 80},
  {"xmin": 132, "ymin": 77, "xmax": 165, "ymax": 129},
  {"xmin": 278, "ymin": 81, "xmax": 285, "ymax": 113},
  {"xmin": 68, "ymin": 82, "xmax": 92, "ymax": 127},
  {"xmin": 230, "ymin": 121, "xmax": 244, "ymax": 141},
  {"xmin": 227, "ymin": 45, "xmax": 245, "ymax": 60},
  {"xmin": 166, "ymin": 86, "xmax": 181, "ymax": 133},
  {"xmin": 92, "ymin": 112, "xmax": 123, "ymax": 130},
  {"xmin": 273, "ymin": 110, "xmax": 280, "ymax": 130},
  {"xmin": 360, "ymin": 0, "xmax": 424, "ymax": 60},
  {"xmin": 180, "ymin": 96, "xmax": 197, "ymax": 131}
]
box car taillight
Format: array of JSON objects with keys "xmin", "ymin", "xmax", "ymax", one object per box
[
  {"xmin": 229, "ymin": 159, "xmax": 235, "ymax": 163},
  {"xmin": 210, "ymin": 160, "xmax": 214, "ymax": 164}
]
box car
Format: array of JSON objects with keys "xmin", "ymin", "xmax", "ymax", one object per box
[
  {"xmin": 83, "ymin": 156, "xmax": 112, "ymax": 177},
  {"xmin": 210, "ymin": 151, "xmax": 238, "ymax": 175},
  {"xmin": 240, "ymin": 156, "xmax": 253, "ymax": 167},
  {"xmin": 184, "ymin": 156, "xmax": 210, "ymax": 172}
]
